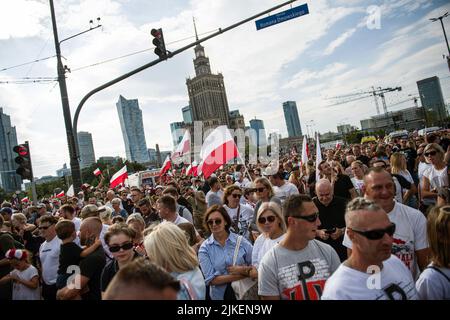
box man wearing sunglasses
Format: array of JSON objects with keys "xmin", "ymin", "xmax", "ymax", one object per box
[
  {"xmin": 258, "ymin": 194, "xmax": 340, "ymax": 300},
  {"xmin": 343, "ymin": 167, "xmax": 430, "ymax": 279},
  {"xmin": 322, "ymin": 198, "xmax": 418, "ymax": 300}
]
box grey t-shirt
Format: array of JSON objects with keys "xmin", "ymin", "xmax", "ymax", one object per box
[{"xmin": 258, "ymin": 239, "xmax": 340, "ymax": 300}]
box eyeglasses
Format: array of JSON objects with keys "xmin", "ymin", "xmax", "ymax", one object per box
[
  {"xmin": 424, "ymin": 151, "xmax": 437, "ymax": 157},
  {"xmin": 350, "ymin": 223, "xmax": 396, "ymax": 240},
  {"xmin": 258, "ymin": 215, "xmax": 276, "ymax": 224},
  {"xmin": 417, "ymin": 153, "xmax": 423, "ymax": 156},
  {"xmin": 255, "ymin": 187, "xmax": 266, "ymax": 193},
  {"xmin": 108, "ymin": 242, "xmax": 134, "ymax": 253},
  {"xmin": 231, "ymin": 193, "xmax": 242, "ymax": 199},
  {"xmin": 207, "ymin": 219, "xmax": 222, "ymax": 226},
  {"xmin": 291, "ymin": 212, "xmax": 319, "ymax": 223}
]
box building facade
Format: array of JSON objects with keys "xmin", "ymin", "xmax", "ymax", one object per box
[
  {"xmin": 56, "ymin": 163, "xmax": 71, "ymax": 177},
  {"xmin": 0, "ymin": 108, "xmax": 22, "ymax": 192},
  {"xmin": 417, "ymin": 76, "xmax": 446, "ymax": 122},
  {"xmin": 182, "ymin": 105, "xmax": 193, "ymax": 124},
  {"xmin": 186, "ymin": 44, "xmax": 230, "ymax": 129},
  {"xmin": 77, "ymin": 131, "xmax": 96, "ymax": 169},
  {"xmin": 249, "ymin": 118, "xmax": 267, "ymax": 147},
  {"xmin": 283, "ymin": 101, "xmax": 303, "ymax": 137},
  {"xmin": 170, "ymin": 121, "xmax": 186, "ymax": 149},
  {"xmin": 116, "ymin": 95, "xmax": 150, "ymax": 163},
  {"xmin": 360, "ymin": 106, "xmax": 426, "ymax": 133}
]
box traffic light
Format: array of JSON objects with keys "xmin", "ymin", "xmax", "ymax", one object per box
[
  {"xmin": 13, "ymin": 142, "xmax": 33, "ymax": 181},
  {"xmin": 151, "ymin": 28, "xmax": 167, "ymax": 58}
]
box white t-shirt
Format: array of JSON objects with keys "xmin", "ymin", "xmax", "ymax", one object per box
[
  {"xmin": 170, "ymin": 214, "xmax": 200, "ymax": 237},
  {"xmin": 72, "ymin": 217, "xmax": 81, "ymax": 232},
  {"xmin": 342, "ymin": 201, "xmax": 428, "ymax": 279},
  {"xmin": 10, "ymin": 265, "xmax": 41, "ymax": 300},
  {"xmin": 235, "ymin": 178, "xmax": 251, "ymax": 189},
  {"xmin": 252, "ymin": 233, "xmax": 285, "ymax": 268},
  {"xmin": 351, "ymin": 177, "xmax": 364, "ymax": 197},
  {"xmin": 418, "ymin": 162, "xmax": 432, "ymax": 186},
  {"xmin": 422, "ymin": 165, "xmax": 448, "ymax": 189},
  {"xmin": 415, "ymin": 264, "xmax": 450, "ymax": 300},
  {"xmin": 273, "ymin": 182, "xmax": 299, "ymax": 203},
  {"xmin": 39, "ymin": 236, "xmax": 62, "ymax": 285},
  {"xmin": 322, "ymin": 255, "xmax": 418, "ymax": 300}
]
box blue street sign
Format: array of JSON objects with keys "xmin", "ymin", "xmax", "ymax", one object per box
[{"xmin": 255, "ymin": 3, "xmax": 309, "ymax": 30}]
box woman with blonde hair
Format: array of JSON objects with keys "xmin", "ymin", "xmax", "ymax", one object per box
[
  {"xmin": 390, "ymin": 152, "xmax": 417, "ymax": 207},
  {"xmin": 144, "ymin": 221, "xmax": 206, "ymax": 300},
  {"xmin": 416, "ymin": 206, "xmax": 450, "ymax": 299},
  {"xmin": 249, "ymin": 202, "xmax": 286, "ymax": 279},
  {"xmin": 421, "ymin": 143, "xmax": 448, "ymax": 208}
]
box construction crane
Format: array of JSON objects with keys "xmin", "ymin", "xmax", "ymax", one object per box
[
  {"xmin": 387, "ymin": 95, "xmax": 419, "ymax": 109},
  {"xmin": 326, "ymin": 86, "xmax": 402, "ymax": 115}
]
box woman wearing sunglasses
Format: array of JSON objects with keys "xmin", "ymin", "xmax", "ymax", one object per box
[
  {"xmin": 250, "ymin": 202, "xmax": 286, "ymax": 279},
  {"xmin": 100, "ymin": 223, "xmax": 141, "ymax": 298},
  {"xmin": 421, "ymin": 143, "xmax": 448, "ymax": 207},
  {"xmin": 223, "ymin": 185, "xmax": 254, "ymax": 240},
  {"xmin": 416, "ymin": 206, "xmax": 450, "ymax": 300},
  {"xmin": 144, "ymin": 221, "xmax": 206, "ymax": 300},
  {"xmin": 198, "ymin": 205, "xmax": 253, "ymax": 300}
]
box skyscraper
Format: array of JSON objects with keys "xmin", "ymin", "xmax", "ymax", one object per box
[
  {"xmin": 250, "ymin": 118, "xmax": 267, "ymax": 147},
  {"xmin": 182, "ymin": 105, "xmax": 193, "ymax": 124},
  {"xmin": 283, "ymin": 101, "xmax": 303, "ymax": 137},
  {"xmin": 0, "ymin": 108, "xmax": 22, "ymax": 192},
  {"xmin": 77, "ymin": 131, "xmax": 96, "ymax": 169},
  {"xmin": 186, "ymin": 43, "xmax": 230, "ymax": 128},
  {"xmin": 170, "ymin": 121, "xmax": 185, "ymax": 148},
  {"xmin": 116, "ymin": 95, "xmax": 150, "ymax": 163},
  {"xmin": 417, "ymin": 76, "xmax": 446, "ymax": 121}
]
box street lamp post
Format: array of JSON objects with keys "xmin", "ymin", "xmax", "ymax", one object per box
[{"xmin": 430, "ymin": 12, "xmax": 450, "ymax": 71}]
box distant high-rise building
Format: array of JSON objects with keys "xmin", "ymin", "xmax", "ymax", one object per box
[
  {"xmin": 116, "ymin": 95, "xmax": 150, "ymax": 163},
  {"xmin": 170, "ymin": 122, "xmax": 186, "ymax": 148},
  {"xmin": 250, "ymin": 118, "xmax": 267, "ymax": 147},
  {"xmin": 148, "ymin": 148, "xmax": 157, "ymax": 163},
  {"xmin": 417, "ymin": 76, "xmax": 447, "ymax": 121},
  {"xmin": 186, "ymin": 43, "xmax": 230, "ymax": 129},
  {"xmin": 77, "ymin": 131, "xmax": 96, "ymax": 169},
  {"xmin": 182, "ymin": 105, "xmax": 193, "ymax": 124},
  {"xmin": 0, "ymin": 108, "xmax": 21, "ymax": 192},
  {"xmin": 283, "ymin": 101, "xmax": 303, "ymax": 138},
  {"xmin": 229, "ymin": 110, "xmax": 245, "ymax": 130},
  {"xmin": 56, "ymin": 163, "xmax": 71, "ymax": 177}
]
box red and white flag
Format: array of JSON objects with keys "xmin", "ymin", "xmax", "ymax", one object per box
[
  {"xmin": 159, "ymin": 155, "xmax": 171, "ymax": 176},
  {"xmin": 301, "ymin": 135, "xmax": 309, "ymax": 166},
  {"xmin": 110, "ymin": 165, "xmax": 128, "ymax": 189},
  {"xmin": 56, "ymin": 190, "xmax": 65, "ymax": 198},
  {"xmin": 93, "ymin": 168, "xmax": 102, "ymax": 176},
  {"xmin": 336, "ymin": 141, "xmax": 342, "ymax": 149},
  {"xmin": 315, "ymin": 134, "xmax": 323, "ymax": 182},
  {"xmin": 197, "ymin": 126, "xmax": 239, "ymax": 179},
  {"xmin": 172, "ymin": 130, "xmax": 190, "ymax": 163},
  {"xmin": 21, "ymin": 197, "xmax": 29, "ymax": 203},
  {"xmin": 186, "ymin": 161, "xmax": 198, "ymax": 177}
]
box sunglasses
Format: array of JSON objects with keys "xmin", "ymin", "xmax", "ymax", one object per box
[
  {"xmin": 255, "ymin": 187, "xmax": 266, "ymax": 193},
  {"xmin": 258, "ymin": 215, "xmax": 276, "ymax": 224},
  {"xmin": 38, "ymin": 225, "xmax": 52, "ymax": 230},
  {"xmin": 231, "ymin": 193, "xmax": 242, "ymax": 198},
  {"xmin": 207, "ymin": 219, "xmax": 222, "ymax": 226},
  {"xmin": 291, "ymin": 212, "xmax": 319, "ymax": 223},
  {"xmin": 351, "ymin": 223, "xmax": 396, "ymax": 240},
  {"xmin": 108, "ymin": 242, "xmax": 134, "ymax": 253},
  {"xmin": 424, "ymin": 151, "xmax": 437, "ymax": 157}
]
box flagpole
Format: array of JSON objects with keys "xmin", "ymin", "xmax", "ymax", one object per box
[{"xmin": 237, "ymin": 150, "xmax": 253, "ymax": 183}]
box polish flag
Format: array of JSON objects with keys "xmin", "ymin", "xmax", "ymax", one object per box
[
  {"xmin": 315, "ymin": 134, "xmax": 323, "ymax": 181},
  {"xmin": 159, "ymin": 155, "xmax": 171, "ymax": 176},
  {"xmin": 197, "ymin": 126, "xmax": 239, "ymax": 179},
  {"xmin": 172, "ymin": 130, "xmax": 190, "ymax": 162},
  {"xmin": 336, "ymin": 141, "xmax": 342, "ymax": 149},
  {"xmin": 186, "ymin": 161, "xmax": 198, "ymax": 177},
  {"xmin": 56, "ymin": 190, "xmax": 65, "ymax": 198},
  {"xmin": 93, "ymin": 168, "xmax": 102, "ymax": 176},
  {"xmin": 301, "ymin": 135, "xmax": 309, "ymax": 166},
  {"xmin": 21, "ymin": 197, "xmax": 29, "ymax": 203},
  {"xmin": 110, "ymin": 165, "xmax": 128, "ymax": 188}
]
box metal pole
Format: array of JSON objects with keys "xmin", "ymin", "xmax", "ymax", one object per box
[
  {"xmin": 49, "ymin": 0, "xmax": 82, "ymax": 194},
  {"xmin": 440, "ymin": 17, "xmax": 450, "ymax": 57},
  {"xmin": 71, "ymin": 0, "xmax": 298, "ymax": 192}
]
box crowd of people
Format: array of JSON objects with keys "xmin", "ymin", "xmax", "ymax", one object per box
[{"xmin": 0, "ymin": 130, "xmax": 449, "ymax": 300}]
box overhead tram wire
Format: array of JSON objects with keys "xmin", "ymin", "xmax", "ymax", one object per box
[{"xmin": 0, "ymin": 55, "xmax": 56, "ymax": 72}]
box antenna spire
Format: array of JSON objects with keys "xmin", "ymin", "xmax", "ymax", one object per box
[{"xmin": 193, "ymin": 17, "xmax": 199, "ymax": 41}]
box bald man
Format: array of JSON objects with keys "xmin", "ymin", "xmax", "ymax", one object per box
[
  {"xmin": 322, "ymin": 198, "xmax": 418, "ymax": 300},
  {"xmin": 313, "ymin": 179, "xmax": 348, "ymax": 261},
  {"xmin": 56, "ymin": 217, "xmax": 106, "ymax": 300}
]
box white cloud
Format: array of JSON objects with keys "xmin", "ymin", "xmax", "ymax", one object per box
[
  {"xmin": 323, "ymin": 28, "xmax": 357, "ymax": 56},
  {"xmin": 282, "ymin": 63, "xmax": 347, "ymax": 89}
]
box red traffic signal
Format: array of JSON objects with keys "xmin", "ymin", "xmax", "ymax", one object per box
[
  {"xmin": 13, "ymin": 145, "xmax": 29, "ymax": 157},
  {"xmin": 13, "ymin": 142, "xmax": 33, "ymax": 181},
  {"xmin": 151, "ymin": 28, "xmax": 167, "ymax": 58}
]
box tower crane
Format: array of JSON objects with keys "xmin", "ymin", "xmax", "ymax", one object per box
[{"xmin": 326, "ymin": 86, "xmax": 402, "ymax": 115}]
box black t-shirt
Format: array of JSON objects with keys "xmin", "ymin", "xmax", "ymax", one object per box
[
  {"xmin": 313, "ymin": 196, "xmax": 348, "ymax": 262},
  {"xmin": 58, "ymin": 242, "xmax": 83, "ymax": 275},
  {"xmin": 356, "ymin": 155, "xmax": 371, "ymax": 166},
  {"xmin": 80, "ymin": 246, "xmax": 106, "ymax": 300},
  {"xmin": 334, "ymin": 174, "xmax": 354, "ymax": 200},
  {"xmin": 100, "ymin": 252, "xmax": 140, "ymax": 292}
]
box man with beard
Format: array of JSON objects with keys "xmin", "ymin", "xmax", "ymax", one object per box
[{"xmin": 56, "ymin": 217, "xmax": 106, "ymax": 300}]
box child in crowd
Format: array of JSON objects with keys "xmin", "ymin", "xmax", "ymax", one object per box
[
  {"xmin": 0, "ymin": 249, "xmax": 40, "ymax": 300},
  {"xmin": 55, "ymin": 220, "xmax": 102, "ymax": 291}
]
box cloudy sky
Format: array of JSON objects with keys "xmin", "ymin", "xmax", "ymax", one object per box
[{"xmin": 1, "ymin": 0, "xmax": 450, "ymax": 178}]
